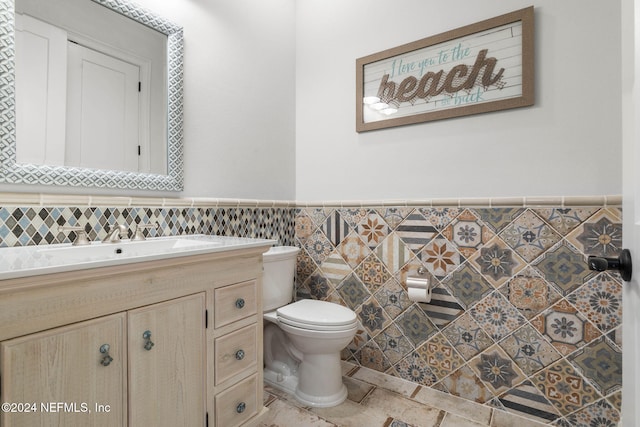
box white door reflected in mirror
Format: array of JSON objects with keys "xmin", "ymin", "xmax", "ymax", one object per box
[{"xmin": 14, "ymin": 0, "xmax": 167, "ymax": 175}]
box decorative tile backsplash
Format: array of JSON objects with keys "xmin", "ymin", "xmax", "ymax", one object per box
[
  {"xmin": 294, "ymin": 205, "xmax": 622, "ymax": 426},
  {"xmin": 0, "ymin": 194, "xmax": 623, "ymax": 426}
]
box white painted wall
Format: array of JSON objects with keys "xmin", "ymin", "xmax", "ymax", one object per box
[
  {"xmin": 133, "ymin": 0, "xmax": 296, "ymax": 199},
  {"xmin": 295, "ymin": 0, "xmax": 622, "ymax": 201},
  {"xmin": 0, "ymin": 0, "xmax": 297, "ymax": 199}
]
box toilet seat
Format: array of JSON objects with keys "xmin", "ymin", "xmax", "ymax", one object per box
[{"xmin": 276, "ymin": 299, "xmax": 357, "ymax": 331}]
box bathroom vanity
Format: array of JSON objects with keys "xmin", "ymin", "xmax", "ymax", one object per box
[{"xmin": 0, "ymin": 235, "xmax": 274, "ymax": 427}]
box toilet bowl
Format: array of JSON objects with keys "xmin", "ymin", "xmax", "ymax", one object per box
[{"xmin": 262, "ymin": 247, "xmax": 357, "ymax": 407}]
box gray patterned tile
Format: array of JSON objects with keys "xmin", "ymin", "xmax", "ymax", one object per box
[
  {"xmin": 533, "ymin": 207, "xmax": 599, "ymax": 236},
  {"xmin": 563, "ymin": 398, "xmax": 620, "ymax": 427},
  {"xmin": 374, "ymin": 278, "xmax": 412, "ymax": 320},
  {"xmin": 391, "ymin": 351, "xmax": 438, "ymax": 386},
  {"xmin": 441, "ymin": 263, "xmax": 493, "ymax": 309},
  {"xmin": 373, "ymin": 323, "xmax": 414, "ymax": 365},
  {"xmin": 567, "ymin": 272, "xmax": 622, "ymax": 334},
  {"xmin": 322, "ymin": 210, "xmax": 351, "ymax": 246},
  {"xmin": 442, "ymin": 209, "xmax": 494, "ymax": 259},
  {"xmin": 532, "ymin": 241, "xmax": 595, "ymax": 296},
  {"xmin": 469, "ymin": 237, "xmax": 526, "ymax": 288},
  {"xmin": 567, "ymin": 209, "xmax": 623, "ymax": 257},
  {"xmin": 442, "ymin": 313, "xmax": 494, "ymax": 361},
  {"xmin": 470, "ymin": 292, "xmax": 526, "ymax": 341},
  {"xmin": 499, "ymin": 210, "xmax": 562, "ymax": 262},
  {"xmin": 499, "ymin": 324, "xmax": 562, "ymax": 376},
  {"xmin": 568, "ymin": 337, "xmax": 622, "ymax": 396},
  {"xmin": 337, "ymin": 273, "xmax": 371, "ymax": 310},
  {"xmin": 356, "ymin": 298, "xmax": 391, "ymax": 336},
  {"xmin": 469, "ymin": 345, "xmax": 526, "ymax": 396},
  {"xmin": 354, "ymin": 340, "xmax": 392, "ymax": 373},
  {"xmin": 474, "ymin": 208, "xmax": 525, "ymax": 234},
  {"xmin": 396, "ymin": 305, "xmax": 438, "ymax": 346}
]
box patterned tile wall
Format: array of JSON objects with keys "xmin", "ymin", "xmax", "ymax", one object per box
[
  {"xmin": 0, "ymin": 205, "xmax": 296, "ymax": 247},
  {"xmin": 294, "ymin": 205, "xmax": 623, "ymax": 426}
]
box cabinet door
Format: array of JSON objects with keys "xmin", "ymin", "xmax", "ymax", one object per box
[
  {"xmin": 0, "ymin": 313, "xmax": 127, "ymax": 427},
  {"xmin": 128, "ymin": 294, "xmax": 205, "ymax": 427}
]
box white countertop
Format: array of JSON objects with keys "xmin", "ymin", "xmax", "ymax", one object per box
[{"xmin": 0, "ymin": 234, "xmax": 277, "ymax": 280}]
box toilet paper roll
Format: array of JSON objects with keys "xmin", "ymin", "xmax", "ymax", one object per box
[
  {"xmin": 406, "ymin": 277, "xmax": 431, "ymax": 303},
  {"xmin": 407, "ymin": 285, "xmax": 432, "ymax": 303}
]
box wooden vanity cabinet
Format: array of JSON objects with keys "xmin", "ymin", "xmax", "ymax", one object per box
[{"xmin": 0, "ymin": 246, "xmax": 269, "ymax": 427}]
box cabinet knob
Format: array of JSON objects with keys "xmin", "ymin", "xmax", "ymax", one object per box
[
  {"xmin": 235, "ymin": 298, "xmax": 245, "ymax": 309},
  {"xmin": 143, "ymin": 330, "xmax": 155, "ymax": 351},
  {"xmin": 236, "ymin": 402, "xmax": 246, "ymax": 414},
  {"xmin": 99, "ymin": 344, "xmax": 113, "ymax": 366},
  {"xmin": 235, "ymin": 349, "xmax": 245, "ymax": 361}
]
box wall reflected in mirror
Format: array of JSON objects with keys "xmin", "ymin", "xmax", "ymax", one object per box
[{"xmin": 15, "ymin": 0, "xmax": 167, "ymax": 175}]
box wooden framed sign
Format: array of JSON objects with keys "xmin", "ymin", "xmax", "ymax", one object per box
[{"xmin": 356, "ymin": 7, "xmax": 534, "ymax": 132}]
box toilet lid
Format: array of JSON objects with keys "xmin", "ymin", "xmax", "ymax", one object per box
[{"xmin": 276, "ymin": 299, "xmax": 356, "ymax": 328}]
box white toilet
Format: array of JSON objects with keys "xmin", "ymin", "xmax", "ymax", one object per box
[{"xmin": 262, "ymin": 246, "xmax": 357, "ymax": 407}]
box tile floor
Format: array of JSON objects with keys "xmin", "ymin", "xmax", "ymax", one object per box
[{"xmin": 258, "ymin": 362, "xmax": 547, "ymax": 427}]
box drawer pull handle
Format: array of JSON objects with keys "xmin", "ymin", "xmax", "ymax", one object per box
[
  {"xmin": 99, "ymin": 344, "xmax": 113, "ymax": 366},
  {"xmin": 235, "ymin": 349, "xmax": 245, "ymax": 361},
  {"xmin": 235, "ymin": 298, "xmax": 245, "ymax": 309},
  {"xmin": 143, "ymin": 330, "xmax": 155, "ymax": 351},
  {"xmin": 236, "ymin": 402, "xmax": 246, "ymax": 414}
]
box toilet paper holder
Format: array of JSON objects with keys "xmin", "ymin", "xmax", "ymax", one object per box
[{"xmin": 406, "ymin": 267, "xmax": 431, "ymax": 303}]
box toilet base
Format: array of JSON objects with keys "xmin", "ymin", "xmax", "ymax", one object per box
[{"xmin": 263, "ymin": 367, "xmax": 348, "ymax": 408}]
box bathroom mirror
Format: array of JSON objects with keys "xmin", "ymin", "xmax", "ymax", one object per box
[{"xmin": 0, "ymin": 0, "xmax": 184, "ymax": 191}]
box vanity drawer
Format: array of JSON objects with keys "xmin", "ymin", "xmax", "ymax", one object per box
[
  {"xmin": 215, "ymin": 374, "xmax": 258, "ymax": 427},
  {"xmin": 214, "ymin": 280, "xmax": 257, "ymax": 328},
  {"xmin": 215, "ymin": 324, "xmax": 257, "ymax": 385}
]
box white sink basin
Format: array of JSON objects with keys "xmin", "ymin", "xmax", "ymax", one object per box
[
  {"xmin": 0, "ymin": 235, "xmax": 276, "ymax": 280},
  {"xmin": 37, "ymin": 236, "xmax": 221, "ymax": 262}
]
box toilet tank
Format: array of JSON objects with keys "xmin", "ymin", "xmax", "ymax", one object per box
[{"xmin": 262, "ymin": 246, "xmax": 300, "ymax": 312}]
